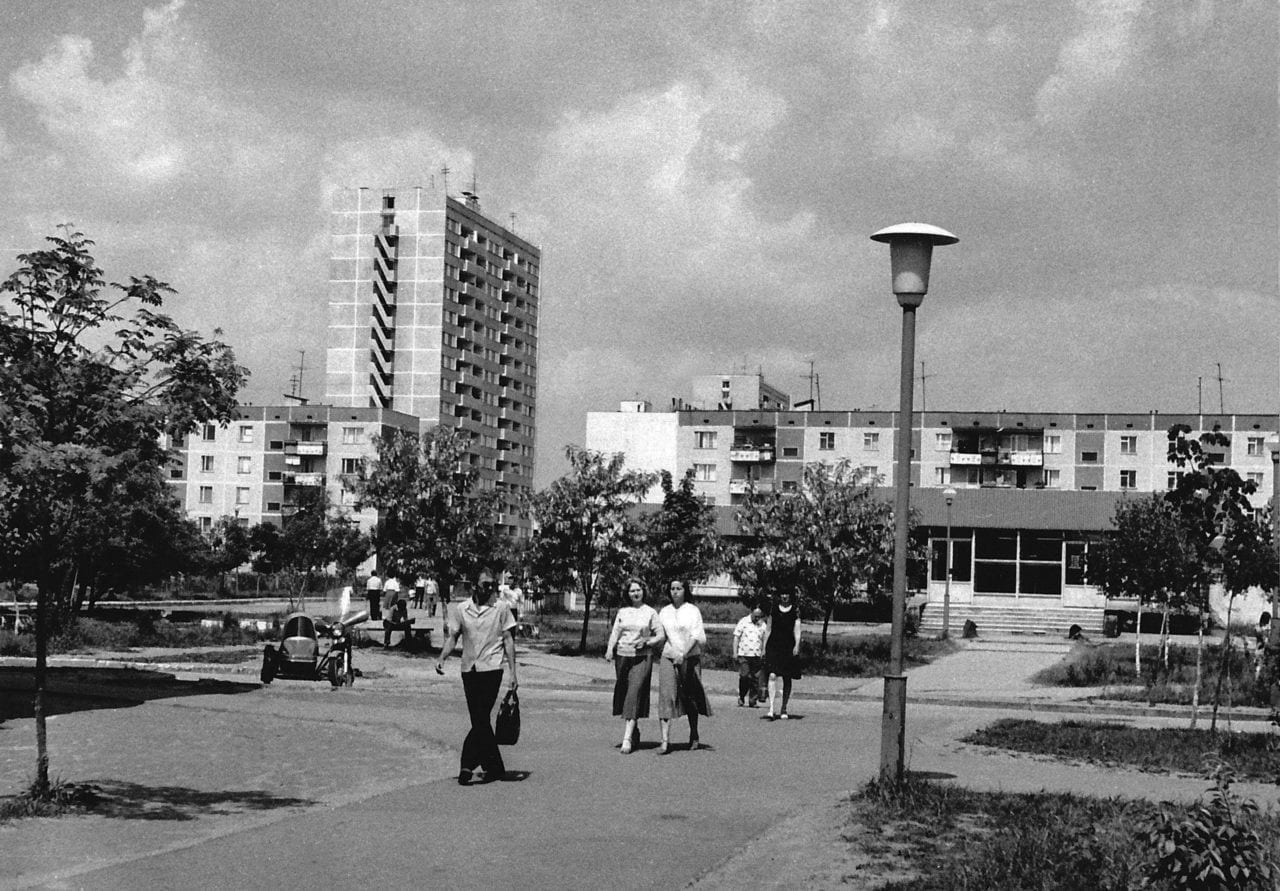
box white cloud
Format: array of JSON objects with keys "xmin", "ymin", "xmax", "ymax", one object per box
[{"xmin": 1034, "ymin": 0, "xmax": 1146, "ymax": 129}]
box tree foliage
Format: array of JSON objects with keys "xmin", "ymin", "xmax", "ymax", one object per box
[
  {"xmin": 526, "ymin": 446, "xmax": 657, "ymax": 652},
  {"xmin": 728, "ymin": 460, "xmax": 904, "ymax": 650},
  {"xmin": 354, "ymin": 426, "xmax": 501, "ymax": 597},
  {"xmin": 629, "ymin": 469, "xmax": 722, "ymax": 600},
  {"xmin": 0, "ymin": 228, "xmax": 246, "ymax": 796}
]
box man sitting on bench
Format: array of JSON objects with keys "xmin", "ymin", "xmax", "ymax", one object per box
[{"xmin": 383, "ymin": 591, "xmax": 415, "ymax": 648}]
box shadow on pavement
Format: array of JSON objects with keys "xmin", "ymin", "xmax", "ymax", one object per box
[
  {"xmin": 0, "ymin": 667, "xmax": 259, "ymax": 722},
  {"xmin": 79, "ymin": 780, "xmax": 314, "ymax": 821}
]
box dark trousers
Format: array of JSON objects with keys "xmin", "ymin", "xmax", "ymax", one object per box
[
  {"xmin": 366, "ymin": 592, "xmax": 382, "ymax": 620},
  {"xmin": 737, "ymin": 656, "xmax": 763, "ymax": 703},
  {"xmin": 461, "ymin": 669, "xmax": 506, "ymax": 776}
]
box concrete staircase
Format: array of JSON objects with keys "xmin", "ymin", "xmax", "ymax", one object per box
[{"xmin": 918, "ymin": 602, "xmax": 1105, "ymax": 638}]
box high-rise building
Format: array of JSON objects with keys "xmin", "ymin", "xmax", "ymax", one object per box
[{"xmin": 326, "ymin": 186, "xmax": 540, "ymax": 536}]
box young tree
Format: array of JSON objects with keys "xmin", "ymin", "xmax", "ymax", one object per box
[
  {"xmin": 0, "ymin": 228, "xmax": 245, "ymax": 797},
  {"xmin": 526, "ymin": 447, "xmax": 656, "ymax": 653},
  {"xmin": 354, "ymin": 426, "xmax": 501, "ymax": 602},
  {"xmin": 729, "ymin": 461, "xmax": 901, "ymax": 650},
  {"xmin": 630, "ymin": 469, "xmax": 722, "ymax": 600}
]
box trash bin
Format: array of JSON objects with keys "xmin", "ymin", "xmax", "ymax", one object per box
[{"xmin": 1103, "ymin": 613, "xmax": 1119, "ymax": 638}]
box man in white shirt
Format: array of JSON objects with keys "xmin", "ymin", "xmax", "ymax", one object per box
[{"xmin": 364, "ymin": 572, "xmax": 383, "ymax": 621}]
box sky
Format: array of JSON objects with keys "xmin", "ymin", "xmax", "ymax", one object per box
[{"xmin": 0, "ymin": 0, "xmax": 1275, "ymax": 487}]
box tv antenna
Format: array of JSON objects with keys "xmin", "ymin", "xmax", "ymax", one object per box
[
  {"xmin": 284, "ymin": 350, "xmax": 309, "ymax": 404},
  {"xmin": 440, "ymin": 165, "xmax": 451, "ymax": 195},
  {"xmin": 917, "ymin": 361, "xmax": 935, "ymax": 412},
  {"xmin": 1215, "ymin": 362, "xmax": 1228, "ymax": 414},
  {"xmin": 800, "ymin": 361, "xmax": 822, "ymax": 411}
]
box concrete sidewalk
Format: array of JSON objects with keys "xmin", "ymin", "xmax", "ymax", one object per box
[{"xmin": 2, "ymin": 637, "xmax": 1276, "ymax": 889}]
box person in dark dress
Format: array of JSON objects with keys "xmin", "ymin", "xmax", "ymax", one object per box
[{"xmin": 763, "ymin": 589, "xmax": 802, "ymax": 720}]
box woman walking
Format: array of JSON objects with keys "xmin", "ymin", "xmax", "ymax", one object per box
[
  {"xmin": 435, "ymin": 578, "xmax": 518, "ymax": 785},
  {"xmin": 603, "ymin": 579, "xmax": 664, "ymax": 753},
  {"xmin": 763, "ymin": 589, "xmax": 802, "ymax": 720},
  {"xmin": 656, "ymin": 579, "xmax": 712, "ymax": 753}
]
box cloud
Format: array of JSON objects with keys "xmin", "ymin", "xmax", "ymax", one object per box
[{"xmin": 1034, "ymin": 0, "xmax": 1145, "ymax": 129}]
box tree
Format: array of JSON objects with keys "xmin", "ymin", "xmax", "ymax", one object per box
[
  {"xmin": 728, "ymin": 460, "xmax": 901, "ymax": 650},
  {"xmin": 202, "ymin": 517, "xmax": 252, "ymax": 596},
  {"xmin": 0, "ymin": 228, "xmax": 245, "ymax": 797},
  {"xmin": 1093, "ymin": 493, "xmax": 1199, "ymax": 673},
  {"xmin": 526, "ymin": 447, "xmax": 656, "ymax": 653},
  {"xmin": 354, "ymin": 426, "xmax": 501, "ymax": 601},
  {"xmin": 630, "ymin": 469, "xmax": 722, "ymax": 600}
]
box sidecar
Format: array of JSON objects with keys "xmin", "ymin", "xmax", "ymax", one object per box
[{"xmin": 260, "ymin": 610, "xmax": 365, "ymax": 688}]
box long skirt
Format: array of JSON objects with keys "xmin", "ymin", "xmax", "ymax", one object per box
[
  {"xmin": 612, "ymin": 655, "xmax": 653, "ymax": 720},
  {"xmin": 657, "ymin": 656, "xmax": 713, "ymax": 720},
  {"xmin": 460, "ymin": 668, "xmax": 505, "ymax": 776}
]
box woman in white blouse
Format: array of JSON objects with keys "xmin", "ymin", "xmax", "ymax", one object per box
[
  {"xmin": 656, "ymin": 579, "xmax": 713, "ymax": 753},
  {"xmin": 603, "ymin": 578, "xmax": 664, "ymax": 754}
]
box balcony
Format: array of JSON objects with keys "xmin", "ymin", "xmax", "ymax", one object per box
[
  {"xmin": 284, "ymin": 441, "xmax": 326, "ymax": 457},
  {"xmin": 729, "ymin": 479, "xmax": 775, "ymax": 494},
  {"xmin": 284, "ymin": 473, "xmax": 326, "ymax": 487},
  {"xmin": 729, "ymin": 446, "xmax": 775, "ymax": 463},
  {"xmin": 949, "ymin": 452, "xmax": 982, "ymax": 466},
  {"xmin": 1006, "ymin": 451, "xmax": 1043, "ymax": 467}
]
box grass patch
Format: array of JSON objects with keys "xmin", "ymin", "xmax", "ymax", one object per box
[
  {"xmin": 533, "ymin": 615, "xmax": 956, "ymax": 678},
  {"xmin": 0, "ymin": 778, "xmax": 99, "ymax": 823},
  {"xmin": 1033, "ymin": 641, "xmax": 1263, "ymax": 707},
  {"xmin": 850, "ymin": 773, "xmax": 1279, "ymax": 889},
  {"xmin": 964, "ymin": 718, "xmax": 1280, "ymax": 782},
  {"xmin": 0, "ymin": 616, "xmax": 273, "ymax": 657}
]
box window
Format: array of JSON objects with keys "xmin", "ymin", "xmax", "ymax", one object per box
[
  {"xmin": 781, "ymin": 481, "xmax": 798, "ymax": 492},
  {"xmin": 201, "ymin": 423, "xmax": 216, "ymax": 442},
  {"xmin": 694, "ymin": 431, "xmax": 717, "ymax": 449},
  {"xmin": 198, "ymin": 516, "xmax": 212, "ymax": 532},
  {"xmin": 931, "ymin": 536, "xmax": 972, "ymax": 583},
  {"xmin": 1044, "ymin": 434, "xmax": 1062, "ymax": 454},
  {"xmin": 1167, "ymin": 471, "xmax": 1185, "ymax": 489},
  {"xmin": 1080, "ymin": 451, "xmax": 1098, "ymax": 463},
  {"xmin": 1044, "ymin": 468, "xmax": 1061, "ymax": 488},
  {"xmin": 864, "ymin": 465, "xmax": 879, "ymax": 477},
  {"xmin": 170, "ymin": 468, "xmax": 183, "ymax": 479},
  {"xmin": 694, "ymin": 463, "xmax": 717, "ymax": 482},
  {"xmin": 935, "ymin": 467, "xmax": 950, "ymax": 485},
  {"xmin": 935, "ymin": 432, "xmax": 952, "ymax": 451},
  {"xmin": 198, "ymin": 486, "xmax": 213, "ymax": 504},
  {"xmin": 266, "ymin": 501, "xmax": 281, "ymax": 511},
  {"xmin": 268, "ymin": 471, "xmax": 283, "ymax": 481},
  {"xmin": 863, "ymin": 432, "xmax": 880, "ymax": 450},
  {"xmin": 1247, "ymin": 436, "xmax": 1265, "ymax": 456},
  {"xmin": 235, "ymin": 487, "xmax": 250, "ymax": 505},
  {"xmin": 819, "ymin": 431, "xmax": 835, "ymax": 450},
  {"xmin": 1207, "ymin": 452, "xmax": 1225, "ymax": 464},
  {"xmin": 1119, "ymin": 435, "xmax": 1137, "ymax": 455},
  {"xmin": 782, "ymin": 446, "xmax": 799, "ymax": 458},
  {"xmin": 341, "ymin": 458, "xmax": 360, "ymax": 474},
  {"xmin": 237, "ymin": 456, "xmax": 252, "ymax": 474},
  {"xmin": 237, "ymin": 425, "xmax": 253, "ymax": 443},
  {"xmin": 269, "ymin": 440, "xmax": 284, "ymax": 451},
  {"xmin": 342, "ymin": 426, "xmax": 363, "ymax": 445},
  {"xmin": 1119, "ymin": 469, "xmax": 1136, "ymax": 489},
  {"xmin": 1247, "ymin": 472, "xmax": 1264, "ymax": 487},
  {"xmin": 200, "ymin": 455, "xmax": 214, "ymax": 473}
]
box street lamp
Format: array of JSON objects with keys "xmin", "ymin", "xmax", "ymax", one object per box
[
  {"xmin": 942, "ymin": 486, "xmax": 957, "ymax": 640},
  {"xmin": 870, "ymin": 221, "xmax": 959, "ymax": 784}
]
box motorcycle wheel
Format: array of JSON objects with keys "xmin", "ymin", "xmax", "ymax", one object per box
[
  {"xmin": 260, "ymin": 646, "xmax": 277, "ymax": 685},
  {"xmin": 344, "ymin": 649, "xmax": 355, "ymax": 686},
  {"xmin": 327, "ymin": 655, "xmax": 342, "ymax": 688}
]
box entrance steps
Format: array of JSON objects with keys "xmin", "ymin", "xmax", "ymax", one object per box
[{"xmin": 918, "ymin": 602, "xmax": 1104, "ymax": 638}]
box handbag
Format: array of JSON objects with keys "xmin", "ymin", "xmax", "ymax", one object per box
[{"xmin": 495, "ymin": 689, "xmax": 520, "ymax": 746}]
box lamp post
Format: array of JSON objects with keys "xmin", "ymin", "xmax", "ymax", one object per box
[
  {"xmin": 870, "ymin": 222, "xmax": 958, "ymax": 784},
  {"xmin": 942, "ymin": 486, "xmax": 957, "ymax": 640},
  {"xmin": 1270, "ymin": 445, "xmax": 1279, "ymax": 650}
]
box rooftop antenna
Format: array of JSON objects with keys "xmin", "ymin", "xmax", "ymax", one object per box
[
  {"xmin": 801, "ymin": 361, "xmax": 822, "ymax": 411},
  {"xmin": 283, "ymin": 350, "xmax": 308, "ymax": 404},
  {"xmin": 440, "ymin": 165, "xmax": 451, "ymax": 196},
  {"xmin": 1216, "ymin": 362, "xmax": 1228, "ymax": 414},
  {"xmin": 1198, "ymin": 376, "xmax": 1203, "ymax": 415},
  {"xmin": 509, "ymin": 212, "xmax": 517, "ymax": 232},
  {"xmin": 917, "ymin": 361, "xmax": 935, "ymax": 412},
  {"xmin": 462, "ymin": 171, "xmax": 480, "ymax": 209}
]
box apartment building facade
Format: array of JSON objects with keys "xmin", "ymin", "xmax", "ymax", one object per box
[
  {"xmin": 587, "ymin": 398, "xmax": 1277, "ymax": 613},
  {"xmin": 168, "ymin": 404, "xmax": 419, "ymax": 535},
  {"xmin": 326, "ymin": 185, "xmax": 540, "ymax": 536}
]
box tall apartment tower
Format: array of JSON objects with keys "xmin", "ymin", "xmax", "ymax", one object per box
[{"xmin": 326, "ymin": 185, "xmax": 540, "ymax": 536}]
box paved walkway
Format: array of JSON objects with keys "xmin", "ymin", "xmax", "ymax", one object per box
[{"xmin": 1, "ymin": 637, "xmax": 1275, "ymax": 889}]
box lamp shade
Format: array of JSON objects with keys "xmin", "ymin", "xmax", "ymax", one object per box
[{"xmin": 870, "ymin": 223, "xmax": 959, "ymax": 302}]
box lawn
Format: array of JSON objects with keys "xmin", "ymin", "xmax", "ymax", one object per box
[
  {"xmin": 963, "ymin": 718, "xmax": 1280, "ymax": 782},
  {"xmin": 0, "ymin": 616, "xmax": 271, "ymax": 657},
  {"xmin": 531, "ymin": 612, "xmax": 956, "ymax": 678},
  {"xmin": 1033, "ymin": 640, "xmax": 1266, "ymax": 707},
  {"xmin": 843, "ymin": 774, "xmax": 1278, "ymax": 890}
]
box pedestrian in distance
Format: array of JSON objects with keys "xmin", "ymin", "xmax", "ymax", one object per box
[
  {"xmin": 656, "ymin": 578, "xmax": 712, "ymax": 753},
  {"xmin": 732, "ymin": 604, "xmax": 768, "ymax": 707},
  {"xmin": 436, "ymin": 577, "xmax": 518, "ymax": 785},
  {"xmin": 413, "ymin": 576, "xmax": 427, "ymax": 610},
  {"xmin": 381, "ymin": 575, "xmax": 402, "ymax": 616},
  {"xmin": 364, "ymin": 571, "xmax": 383, "ymax": 621},
  {"xmin": 603, "ymin": 578, "xmax": 664, "ymax": 754},
  {"xmin": 425, "ymin": 577, "xmax": 440, "ymax": 617},
  {"xmin": 763, "ymin": 589, "xmax": 802, "ymax": 720}
]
